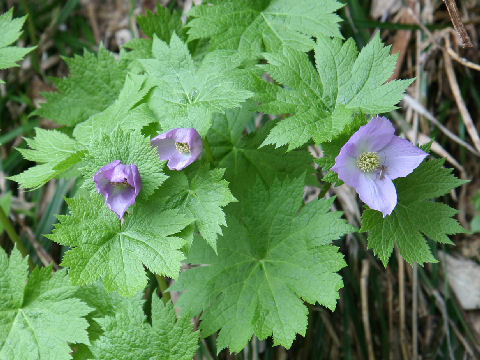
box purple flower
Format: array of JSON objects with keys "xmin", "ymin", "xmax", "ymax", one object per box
[
  {"xmin": 151, "ymin": 128, "xmax": 203, "ymax": 170},
  {"xmin": 331, "ymin": 116, "xmax": 427, "ymax": 217},
  {"xmin": 93, "ymin": 160, "xmax": 141, "ymax": 219}
]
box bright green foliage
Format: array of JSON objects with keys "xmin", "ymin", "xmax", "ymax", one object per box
[
  {"xmin": 48, "ymin": 195, "xmax": 193, "ymax": 296},
  {"xmin": 361, "ymin": 159, "xmax": 466, "ymax": 266},
  {"xmin": 207, "ymin": 105, "xmax": 314, "ymax": 196},
  {"xmin": 0, "ymin": 9, "xmax": 35, "ymax": 83},
  {"xmin": 259, "ymin": 33, "xmax": 413, "ymax": 150},
  {"xmin": 137, "ymin": 2, "xmax": 185, "ymax": 41},
  {"xmin": 9, "ymin": 128, "xmax": 84, "ymax": 189},
  {"xmin": 0, "ymin": 192, "xmax": 12, "ymax": 235},
  {"xmin": 172, "ymin": 177, "xmax": 353, "ymax": 352},
  {"xmin": 81, "ymin": 128, "xmax": 167, "ymax": 199},
  {"xmin": 73, "ymin": 74, "xmax": 156, "ymax": 145},
  {"xmin": 140, "ymin": 34, "xmax": 253, "ymax": 136},
  {"xmin": 0, "ymin": 247, "xmax": 92, "ymax": 360},
  {"xmin": 187, "ymin": 0, "xmax": 343, "ymax": 60},
  {"xmin": 153, "ymin": 165, "xmax": 236, "ymax": 251},
  {"xmin": 88, "ymin": 295, "xmax": 198, "ymax": 360},
  {"xmin": 34, "ymin": 46, "xmax": 128, "ymax": 126}
]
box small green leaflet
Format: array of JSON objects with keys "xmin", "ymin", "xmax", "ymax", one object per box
[
  {"xmin": 34, "ymin": 45, "xmax": 128, "ymax": 126},
  {"xmin": 137, "ymin": 3, "xmax": 185, "ymax": 41},
  {"xmin": 9, "ymin": 128, "xmax": 84, "ymax": 189},
  {"xmin": 361, "ymin": 159, "xmax": 466, "ymax": 266},
  {"xmin": 73, "ymin": 74, "xmax": 156, "ymax": 145},
  {"xmin": 81, "ymin": 128, "xmax": 167, "ymax": 199},
  {"xmin": 152, "ymin": 165, "xmax": 236, "ymax": 251},
  {"xmin": 48, "ymin": 195, "xmax": 193, "ymax": 296},
  {"xmin": 88, "ymin": 295, "xmax": 198, "ymax": 360},
  {"xmin": 207, "ymin": 104, "xmax": 314, "ymax": 197},
  {"xmin": 140, "ymin": 33, "xmax": 253, "ymax": 136},
  {"xmin": 0, "ymin": 9, "xmax": 35, "ymax": 83},
  {"xmin": 259, "ymin": 33, "xmax": 413, "ymax": 150},
  {"xmin": 0, "ymin": 247, "xmax": 92, "ymax": 360},
  {"xmin": 187, "ymin": 0, "xmax": 343, "ymax": 60},
  {"xmin": 172, "ymin": 177, "xmax": 353, "ymax": 352}
]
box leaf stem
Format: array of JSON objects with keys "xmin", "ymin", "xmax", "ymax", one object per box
[
  {"xmin": 155, "ymin": 274, "xmax": 171, "ymax": 303},
  {"xmin": 0, "ymin": 206, "xmax": 34, "ymax": 270},
  {"xmin": 203, "ymin": 138, "xmax": 214, "ymax": 166}
]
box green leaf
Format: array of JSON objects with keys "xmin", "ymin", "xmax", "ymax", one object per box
[
  {"xmin": 0, "ymin": 247, "xmax": 92, "ymax": 360},
  {"xmin": 259, "ymin": 33, "xmax": 413, "ymax": 150},
  {"xmin": 34, "ymin": 45, "xmax": 128, "ymax": 126},
  {"xmin": 207, "ymin": 104, "xmax": 314, "ymax": 197},
  {"xmin": 0, "ymin": 192, "xmax": 12, "ymax": 235},
  {"xmin": 361, "ymin": 159, "xmax": 467, "ymax": 266},
  {"xmin": 152, "ymin": 165, "xmax": 236, "ymax": 251},
  {"xmin": 9, "ymin": 128, "xmax": 84, "ymax": 189},
  {"xmin": 137, "ymin": 2, "xmax": 185, "ymax": 41},
  {"xmin": 0, "ymin": 9, "xmax": 35, "ymax": 83},
  {"xmin": 140, "ymin": 33, "xmax": 253, "ymax": 136},
  {"xmin": 187, "ymin": 0, "xmax": 343, "ymax": 60},
  {"xmin": 73, "ymin": 74, "xmax": 156, "ymax": 145},
  {"xmin": 48, "ymin": 195, "xmax": 193, "ymax": 296},
  {"xmin": 88, "ymin": 295, "xmax": 198, "ymax": 360},
  {"xmin": 172, "ymin": 177, "xmax": 353, "ymax": 352},
  {"xmin": 81, "ymin": 127, "xmax": 167, "ymax": 199}
]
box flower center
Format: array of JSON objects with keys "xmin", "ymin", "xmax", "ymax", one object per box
[
  {"xmin": 175, "ymin": 142, "xmax": 190, "ymax": 154},
  {"xmin": 356, "ymin": 152, "xmax": 381, "ymax": 173}
]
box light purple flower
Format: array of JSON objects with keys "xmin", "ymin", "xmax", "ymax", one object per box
[
  {"xmin": 331, "ymin": 116, "xmax": 427, "ymax": 217},
  {"xmin": 93, "ymin": 160, "xmax": 141, "ymax": 219},
  {"xmin": 151, "ymin": 128, "xmax": 202, "ymax": 170}
]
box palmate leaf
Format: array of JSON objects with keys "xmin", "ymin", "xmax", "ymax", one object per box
[
  {"xmin": 172, "ymin": 176, "xmax": 354, "ymax": 352},
  {"xmin": 140, "ymin": 33, "xmax": 253, "ymax": 136},
  {"xmin": 258, "ymin": 33, "xmax": 413, "ymax": 150},
  {"xmin": 73, "ymin": 74, "xmax": 156, "ymax": 145},
  {"xmin": 361, "ymin": 159, "xmax": 467, "ymax": 266},
  {"xmin": 207, "ymin": 104, "xmax": 314, "ymax": 197},
  {"xmin": 0, "ymin": 247, "xmax": 92, "ymax": 360},
  {"xmin": 88, "ymin": 295, "xmax": 198, "ymax": 360},
  {"xmin": 9, "ymin": 128, "xmax": 84, "ymax": 189},
  {"xmin": 34, "ymin": 46, "xmax": 128, "ymax": 126},
  {"xmin": 48, "ymin": 195, "xmax": 193, "ymax": 296},
  {"xmin": 0, "ymin": 9, "xmax": 35, "ymax": 83},
  {"xmin": 187, "ymin": 0, "xmax": 343, "ymax": 60},
  {"xmin": 137, "ymin": 2, "xmax": 185, "ymax": 41},
  {"xmin": 152, "ymin": 165, "xmax": 236, "ymax": 251}
]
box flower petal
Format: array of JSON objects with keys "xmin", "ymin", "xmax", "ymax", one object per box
[
  {"xmin": 356, "ymin": 173, "xmax": 397, "ymax": 217},
  {"xmin": 151, "ymin": 127, "xmax": 203, "ymax": 170},
  {"xmin": 93, "ymin": 161, "xmax": 142, "ymax": 219},
  {"xmin": 379, "ymin": 137, "xmax": 427, "ymax": 180},
  {"xmin": 331, "ymin": 143, "xmax": 363, "ymax": 187},
  {"xmin": 348, "ymin": 116, "xmax": 395, "ymax": 153}
]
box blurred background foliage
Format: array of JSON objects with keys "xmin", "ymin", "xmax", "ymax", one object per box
[{"xmin": 1, "ymin": 0, "xmax": 480, "ymax": 359}]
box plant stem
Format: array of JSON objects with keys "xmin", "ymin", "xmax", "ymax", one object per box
[
  {"xmin": 155, "ymin": 274, "xmax": 171, "ymax": 303},
  {"xmin": 203, "ymin": 138, "xmax": 215, "ymax": 167},
  {"xmin": 0, "ymin": 207, "xmax": 34, "ymax": 270}
]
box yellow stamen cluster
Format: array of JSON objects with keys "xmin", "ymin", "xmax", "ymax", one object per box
[
  {"xmin": 356, "ymin": 152, "xmax": 380, "ymax": 173},
  {"xmin": 175, "ymin": 142, "xmax": 190, "ymax": 154}
]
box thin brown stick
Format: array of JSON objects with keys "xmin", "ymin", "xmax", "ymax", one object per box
[
  {"xmin": 443, "ymin": 37, "xmax": 480, "ymax": 153},
  {"xmin": 402, "ymin": 95, "xmax": 480, "ymax": 157},
  {"xmin": 443, "ymin": 0, "xmax": 473, "ymax": 47},
  {"xmin": 20, "ymin": 224, "xmax": 59, "ymax": 270},
  {"xmin": 361, "ymin": 259, "xmax": 374, "ymax": 360},
  {"xmin": 446, "ymin": 46, "xmax": 480, "ymax": 71},
  {"xmin": 319, "ymin": 311, "xmax": 341, "ymax": 348}
]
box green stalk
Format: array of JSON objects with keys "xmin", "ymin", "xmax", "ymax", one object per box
[
  {"xmin": 203, "ymin": 138, "xmax": 215, "ymax": 166},
  {"xmin": 155, "ymin": 274, "xmax": 171, "ymax": 303},
  {"xmin": 0, "ymin": 206, "xmax": 34, "ymax": 270}
]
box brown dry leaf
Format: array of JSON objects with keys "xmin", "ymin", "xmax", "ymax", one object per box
[
  {"xmin": 370, "ymin": 0, "xmax": 401, "ymax": 19},
  {"xmin": 443, "ymin": 253, "xmax": 480, "ymax": 310}
]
